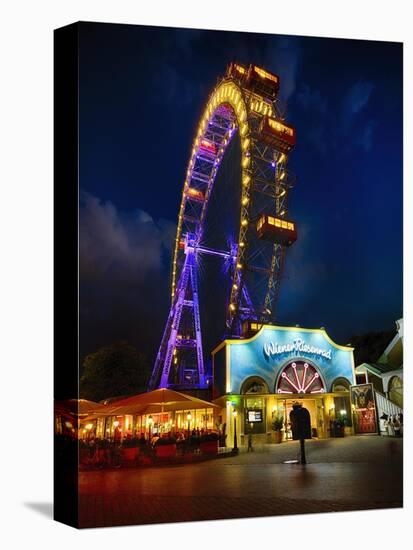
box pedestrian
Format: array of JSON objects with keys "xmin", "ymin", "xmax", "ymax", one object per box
[
  {"xmin": 387, "ymin": 415, "xmax": 395, "ymax": 437},
  {"xmin": 393, "ymin": 415, "xmax": 401, "ymax": 437},
  {"xmin": 247, "ymin": 431, "xmax": 253, "ymax": 452},
  {"xmin": 379, "ymin": 413, "xmax": 389, "ymax": 436}
]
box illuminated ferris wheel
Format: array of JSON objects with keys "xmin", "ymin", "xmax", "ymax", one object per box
[{"xmin": 149, "ymin": 63, "xmax": 298, "ymax": 391}]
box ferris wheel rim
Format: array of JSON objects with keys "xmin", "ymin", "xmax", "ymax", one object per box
[{"xmin": 171, "ymin": 66, "xmax": 295, "ymax": 330}]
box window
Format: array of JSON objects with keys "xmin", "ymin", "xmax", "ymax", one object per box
[
  {"xmin": 276, "ymin": 361, "xmax": 325, "ymax": 394},
  {"xmin": 332, "ymin": 377, "xmax": 350, "ymax": 392}
]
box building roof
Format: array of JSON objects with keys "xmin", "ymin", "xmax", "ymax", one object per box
[{"xmin": 357, "ymin": 362, "xmax": 400, "ymax": 376}]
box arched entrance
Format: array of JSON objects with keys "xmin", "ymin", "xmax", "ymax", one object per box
[{"xmin": 275, "ymin": 361, "xmax": 326, "ymax": 440}]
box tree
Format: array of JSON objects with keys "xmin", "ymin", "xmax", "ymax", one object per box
[
  {"xmin": 350, "ymin": 329, "xmax": 396, "ymax": 366},
  {"xmin": 80, "ymin": 341, "xmax": 151, "ymax": 402}
]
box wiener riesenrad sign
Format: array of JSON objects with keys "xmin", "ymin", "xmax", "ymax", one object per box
[{"xmin": 264, "ymin": 338, "xmax": 332, "ymax": 361}]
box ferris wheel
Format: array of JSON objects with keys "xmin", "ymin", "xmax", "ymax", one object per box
[{"xmin": 149, "ymin": 63, "xmax": 298, "ymax": 391}]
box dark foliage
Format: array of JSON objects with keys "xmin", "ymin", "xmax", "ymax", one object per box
[
  {"xmin": 79, "ymin": 341, "xmax": 151, "ymax": 402},
  {"xmin": 350, "ymin": 329, "xmax": 396, "ymax": 366}
]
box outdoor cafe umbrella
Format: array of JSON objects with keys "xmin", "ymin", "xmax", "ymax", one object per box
[
  {"xmin": 54, "ymin": 398, "xmax": 102, "ymax": 418},
  {"xmin": 85, "ymin": 388, "xmax": 220, "ymax": 418}
]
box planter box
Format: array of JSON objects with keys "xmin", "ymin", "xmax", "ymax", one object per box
[
  {"xmin": 273, "ymin": 431, "xmax": 283, "ymax": 444},
  {"xmin": 200, "ymin": 440, "xmax": 218, "ymax": 455},
  {"xmin": 122, "ymin": 447, "xmax": 139, "ymax": 462},
  {"xmin": 79, "ymin": 448, "xmax": 90, "ymax": 464},
  {"xmin": 155, "ymin": 444, "xmax": 177, "ymax": 458},
  {"xmin": 332, "ymin": 425, "xmax": 344, "ymax": 437}
]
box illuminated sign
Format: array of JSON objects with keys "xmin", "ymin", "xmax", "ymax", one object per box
[
  {"xmin": 212, "ymin": 325, "xmax": 355, "ymax": 397},
  {"xmin": 264, "ymin": 338, "xmax": 332, "ymax": 361},
  {"xmin": 350, "ymin": 383, "xmax": 378, "ymax": 434},
  {"xmin": 248, "ymin": 410, "xmax": 263, "ymax": 422}
]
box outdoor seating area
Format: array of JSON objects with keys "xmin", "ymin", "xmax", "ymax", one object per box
[
  {"xmin": 78, "ymin": 430, "xmax": 222, "ymax": 469},
  {"xmin": 55, "ymin": 388, "xmax": 227, "ymax": 469}
]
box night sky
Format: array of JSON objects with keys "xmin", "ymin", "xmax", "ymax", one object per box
[{"xmin": 78, "ymin": 22, "xmax": 402, "ymax": 364}]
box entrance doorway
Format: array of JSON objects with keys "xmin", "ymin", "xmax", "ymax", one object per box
[{"xmin": 276, "ymin": 397, "xmax": 326, "ymax": 440}]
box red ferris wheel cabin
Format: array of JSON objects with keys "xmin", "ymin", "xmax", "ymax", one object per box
[
  {"xmin": 259, "ymin": 116, "xmax": 296, "ymax": 152},
  {"xmin": 227, "ymin": 63, "xmax": 280, "ymax": 100}
]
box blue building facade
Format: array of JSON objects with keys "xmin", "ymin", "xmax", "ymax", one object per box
[{"xmin": 212, "ymin": 325, "xmax": 355, "ymax": 443}]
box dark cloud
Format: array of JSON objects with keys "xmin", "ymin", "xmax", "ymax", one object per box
[
  {"xmin": 80, "ymin": 191, "xmax": 175, "ymax": 282},
  {"xmin": 293, "ymin": 78, "xmax": 376, "ymax": 156},
  {"xmin": 343, "ymin": 81, "xmax": 375, "ymax": 117},
  {"xmin": 357, "ymin": 119, "xmax": 376, "ymax": 152},
  {"xmin": 265, "ymin": 37, "xmax": 302, "ymax": 103},
  {"xmin": 296, "ymin": 84, "xmax": 328, "ymax": 115},
  {"xmin": 79, "ymin": 191, "xmax": 176, "ymax": 360}
]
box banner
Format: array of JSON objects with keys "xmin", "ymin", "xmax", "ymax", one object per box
[{"xmin": 350, "ymin": 383, "xmax": 378, "ymax": 434}]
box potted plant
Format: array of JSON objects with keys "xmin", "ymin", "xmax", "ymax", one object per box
[
  {"xmin": 121, "ymin": 437, "xmax": 139, "ymax": 462},
  {"xmin": 154, "ymin": 436, "xmax": 177, "ymax": 458},
  {"xmin": 200, "ymin": 432, "xmax": 219, "ymax": 455},
  {"xmin": 331, "ymin": 418, "xmax": 345, "ymax": 437},
  {"xmin": 271, "ymin": 413, "xmax": 284, "ymax": 444}
]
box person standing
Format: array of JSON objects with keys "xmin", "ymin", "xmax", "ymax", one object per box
[
  {"xmin": 387, "ymin": 415, "xmax": 395, "ymax": 437},
  {"xmin": 393, "ymin": 415, "xmax": 401, "ymax": 437}
]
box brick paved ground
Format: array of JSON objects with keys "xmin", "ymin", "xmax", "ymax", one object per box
[{"xmin": 78, "ymin": 436, "xmax": 403, "ymax": 528}]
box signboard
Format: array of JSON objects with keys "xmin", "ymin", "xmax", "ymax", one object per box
[
  {"xmin": 350, "ymin": 383, "xmax": 378, "ymax": 434},
  {"xmin": 247, "ymin": 410, "xmax": 263, "ymax": 423},
  {"xmin": 225, "ymin": 325, "xmax": 355, "ymax": 395}
]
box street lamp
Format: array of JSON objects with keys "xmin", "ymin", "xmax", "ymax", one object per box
[{"xmin": 232, "ymin": 408, "xmax": 238, "ymax": 453}]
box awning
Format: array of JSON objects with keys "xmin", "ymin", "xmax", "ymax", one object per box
[{"xmin": 84, "ymin": 388, "xmax": 220, "ymax": 419}]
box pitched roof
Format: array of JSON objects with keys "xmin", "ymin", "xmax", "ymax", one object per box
[{"xmin": 358, "ymin": 362, "xmax": 399, "ymax": 376}]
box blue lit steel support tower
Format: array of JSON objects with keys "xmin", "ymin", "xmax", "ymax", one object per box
[{"xmin": 148, "ymin": 235, "xmax": 206, "ymax": 390}]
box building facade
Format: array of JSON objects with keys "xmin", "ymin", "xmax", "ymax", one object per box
[
  {"xmin": 355, "ymin": 319, "xmax": 403, "ymax": 409},
  {"xmin": 212, "ymin": 324, "xmax": 356, "ymax": 446}
]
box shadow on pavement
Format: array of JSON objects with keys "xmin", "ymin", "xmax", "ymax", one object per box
[{"xmin": 24, "ymin": 502, "xmax": 53, "ymax": 519}]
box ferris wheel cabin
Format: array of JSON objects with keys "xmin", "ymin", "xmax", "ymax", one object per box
[
  {"xmin": 227, "ymin": 63, "xmax": 280, "ymax": 99},
  {"xmin": 256, "ymin": 214, "xmax": 297, "ymax": 246},
  {"xmin": 258, "ymin": 116, "xmax": 296, "ymax": 152}
]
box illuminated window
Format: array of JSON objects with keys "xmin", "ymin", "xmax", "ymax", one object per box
[
  {"xmin": 253, "ymin": 66, "xmax": 278, "ymax": 83},
  {"xmin": 274, "ymin": 218, "xmax": 281, "ymax": 227},
  {"xmin": 268, "ymin": 118, "xmax": 293, "ymax": 137},
  {"xmin": 281, "ymin": 220, "xmax": 288, "ymax": 229},
  {"xmin": 287, "ymin": 222, "xmax": 293, "ymax": 230},
  {"xmin": 276, "ymin": 361, "xmax": 325, "ymax": 394}
]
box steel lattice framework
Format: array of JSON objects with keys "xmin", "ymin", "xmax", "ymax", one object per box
[{"xmin": 149, "ymin": 63, "xmax": 297, "ymax": 391}]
